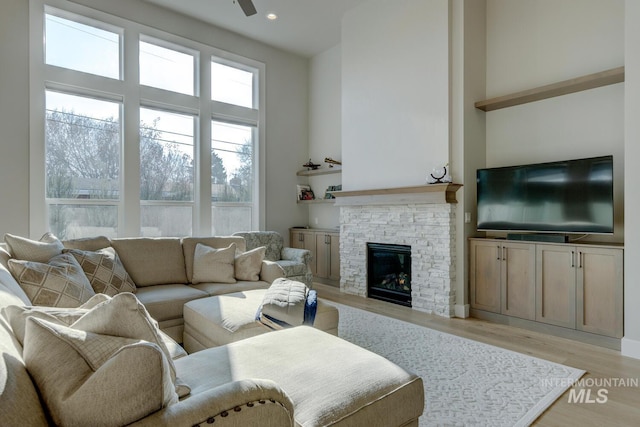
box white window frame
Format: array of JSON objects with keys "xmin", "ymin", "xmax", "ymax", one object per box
[{"xmin": 29, "ymin": 0, "xmax": 266, "ymax": 238}]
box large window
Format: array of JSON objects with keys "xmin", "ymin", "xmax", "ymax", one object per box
[
  {"xmin": 211, "ymin": 120, "xmax": 254, "ymax": 235},
  {"xmin": 33, "ymin": 2, "xmax": 264, "ymax": 238},
  {"xmin": 140, "ymin": 108, "xmax": 195, "ymax": 237},
  {"xmin": 45, "ymin": 91, "xmax": 121, "ymax": 239}
]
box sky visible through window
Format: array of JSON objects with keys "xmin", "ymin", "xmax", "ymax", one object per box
[{"xmin": 45, "ymin": 11, "xmax": 254, "ymax": 179}]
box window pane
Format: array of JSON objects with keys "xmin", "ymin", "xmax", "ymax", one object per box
[
  {"xmin": 211, "ymin": 121, "xmax": 253, "ymax": 203},
  {"xmin": 48, "ymin": 204, "xmax": 118, "ymax": 240},
  {"xmin": 140, "ymin": 40, "xmax": 195, "ymax": 95},
  {"xmin": 141, "ymin": 205, "xmax": 192, "ymax": 237},
  {"xmin": 211, "ymin": 61, "xmax": 253, "ymax": 108},
  {"xmin": 140, "ymin": 108, "xmax": 194, "ymax": 201},
  {"xmin": 45, "ymin": 13, "xmax": 120, "ymax": 79},
  {"xmin": 46, "ymin": 91, "xmax": 121, "ymax": 200},
  {"xmin": 212, "ymin": 205, "xmax": 251, "ymax": 235}
]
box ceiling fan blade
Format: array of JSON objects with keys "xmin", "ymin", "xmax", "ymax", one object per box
[{"xmin": 237, "ymin": 0, "xmax": 257, "ymax": 16}]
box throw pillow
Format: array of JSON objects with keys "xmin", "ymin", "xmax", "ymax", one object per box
[
  {"xmin": 65, "ymin": 247, "xmax": 137, "ymax": 296},
  {"xmin": 69, "ymin": 292, "xmax": 189, "ymax": 398},
  {"xmin": 1, "ymin": 293, "xmax": 110, "ymax": 346},
  {"xmin": 235, "ymin": 246, "xmax": 266, "ymax": 281},
  {"xmin": 7, "ymin": 253, "xmax": 95, "ymax": 308},
  {"xmin": 4, "ymin": 232, "xmax": 64, "ymax": 263},
  {"xmin": 192, "ymin": 242, "xmax": 236, "ymax": 284},
  {"xmin": 23, "ymin": 316, "xmax": 177, "ymax": 427}
]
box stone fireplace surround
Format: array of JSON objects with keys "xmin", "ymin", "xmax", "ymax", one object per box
[{"xmin": 333, "ymin": 184, "xmax": 460, "ymax": 317}]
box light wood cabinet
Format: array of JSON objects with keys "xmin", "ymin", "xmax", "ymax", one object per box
[
  {"xmin": 576, "ymin": 247, "xmax": 623, "ymax": 338},
  {"xmin": 469, "ymin": 239, "xmax": 535, "ymax": 320},
  {"xmin": 470, "ymin": 238, "xmax": 623, "ymax": 339},
  {"xmin": 315, "ymin": 232, "xmax": 340, "ymax": 283},
  {"xmin": 536, "ymin": 245, "xmax": 577, "ymax": 328},
  {"xmin": 290, "ymin": 228, "xmax": 340, "ymax": 285}
]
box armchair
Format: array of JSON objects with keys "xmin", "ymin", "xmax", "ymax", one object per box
[{"xmin": 232, "ymin": 231, "xmax": 313, "ymax": 287}]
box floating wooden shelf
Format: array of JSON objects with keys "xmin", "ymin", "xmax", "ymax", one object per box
[
  {"xmin": 332, "ymin": 183, "xmax": 462, "ymax": 205},
  {"xmin": 475, "ymin": 66, "xmax": 624, "ymax": 112},
  {"xmin": 297, "ymin": 198, "xmax": 336, "ymax": 204},
  {"xmin": 296, "ymin": 166, "xmax": 342, "ymax": 176}
]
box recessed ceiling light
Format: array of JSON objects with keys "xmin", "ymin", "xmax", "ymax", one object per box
[{"xmin": 266, "ymin": 12, "xmax": 278, "ymax": 20}]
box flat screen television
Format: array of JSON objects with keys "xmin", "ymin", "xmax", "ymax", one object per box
[{"xmin": 476, "ymin": 155, "xmax": 614, "ymax": 235}]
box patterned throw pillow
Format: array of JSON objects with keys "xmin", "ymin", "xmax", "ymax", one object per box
[
  {"xmin": 4, "ymin": 232, "xmax": 64, "ymax": 263},
  {"xmin": 8, "ymin": 253, "xmax": 95, "ymax": 308},
  {"xmin": 235, "ymin": 246, "xmax": 266, "ymax": 281},
  {"xmin": 192, "ymin": 243, "xmax": 237, "ymax": 284},
  {"xmin": 65, "ymin": 247, "xmax": 137, "ymax": 296}
]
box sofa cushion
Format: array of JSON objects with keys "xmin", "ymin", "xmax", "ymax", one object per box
[
  {"xmin": 192, "ymin": 243, "xmax": 236, "ymax": 285},
  {"xmin": 63, "ymin": 235, "xmax": 112, "ymax": 251},
  {"xmin": 175, "ymin": 326, "xmax": 424, "ymax": 426},
  {"xmin": 134, "ymin": 283, "xmax": 208, "ymax": 323},
  {"xmin": 191, "ymin": 280, "xmax": 270, "ymax": 297},
  {"xmin": 23, "ymin": 317, "xmax": 177, "ymax": 427},
  {"xmin": 65, "ymin": 247, "xmax": 137, "ymax": 296},
  {"xmin": 111, "ymin": 238, "xmax": 187, "ymax": 286},
  {"xmin": 182, "ymin": 236, "xmax": 246, "ymax": 283},
  {"xmin": 4, "ymin": 232, "xmax": 64, "ymax": 263},
  {"xmin": 235, "ymin": 246, "xmax": 266, "ymax": 281},
  {"xmin": 8, "ymin": 253, "xmax": 95, "ymax": 308}
]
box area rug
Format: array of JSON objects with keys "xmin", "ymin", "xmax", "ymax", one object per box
[{"xmin": 335, "ymin": 303, "xmax": 585, "ymax": 427}]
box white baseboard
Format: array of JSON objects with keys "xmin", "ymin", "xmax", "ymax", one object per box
[
  {"xmin": 621, "ymin": 337, "xmax": 640, "ymax": 360},
  {"xmin": 454, "ymin": 304, "xmax": 470, "ymax": 318}
]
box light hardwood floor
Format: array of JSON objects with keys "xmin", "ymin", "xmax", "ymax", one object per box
[{"xmin": 314, "ymin": 283, "xmax": 640, "ymax": 426}]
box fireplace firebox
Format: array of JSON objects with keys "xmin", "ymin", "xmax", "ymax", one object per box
[{"xmin": 367, "ymin": 243, "xmax": 411, "ymax": 307}]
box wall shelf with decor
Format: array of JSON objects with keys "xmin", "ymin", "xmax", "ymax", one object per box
[
  {"xmin": 296, "ymin": 166, "xmax": 342, "ymax": 177},
  {"xmin": 296, "ymin": 164, "xmax": 341, "ymax": 203},
  {"xmin": 297, "ymin": 198, "xmax": 336, "ymax": 204},
  {"xmin": 474, "ymin": 66, "xmax": 624, "ymax": 112}
]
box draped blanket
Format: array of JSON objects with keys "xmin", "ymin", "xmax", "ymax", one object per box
[{"xmin": 256, "ymin": 278, "xmax": 317, "ymax": 330}]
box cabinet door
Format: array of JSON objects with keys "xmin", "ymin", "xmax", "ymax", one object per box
[
  {"xmin": 501, "ymin": 242, "xmax": 536, "ymax": 320},
  {"xmin": 576, "ymin": 247, "xmax": 623, "ymax": 338},
  {"xmin": 315, "ymin": 234, "xmax": 329, "ymax": 279},
  {"xmin": 328, "ymin": 233, "xmax": 340, "ymax": 281},
  {"xmin": 469, "ymin": 240, "xmax": 501, "ymax": 313},
  {"xmin": 536, "ymin": 245, "xmax": 576, "ymax": 328}
]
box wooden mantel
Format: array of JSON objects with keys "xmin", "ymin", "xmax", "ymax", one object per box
[{"xmin": 331, "ymin": 183, "xmax": 462, "ymax": 206}]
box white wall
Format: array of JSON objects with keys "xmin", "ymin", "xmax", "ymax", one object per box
[
  {"xmin": 623, "ymin": 0, "xmax": 640, "ymax": 359},
  {"xmin": 341, "ymin": 0, "xmax": 450, "ymax": 191},
  {"xmin": 485, "ymin": 0, "xmax": 625, "ymax": 243},
  {"xmin": 0, "ymin": 0, "xmax": 309, "ymax": 242},
  {"xmin": 306, "ymin": 45, "xmax": 342, "ymax": 230},
  {"xmin": 0, "ymin": 0, "xmax": 30, "ymax": 238}
]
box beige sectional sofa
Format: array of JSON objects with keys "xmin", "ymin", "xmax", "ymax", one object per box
[
  {"xmin": 0, "ymin": 234, "xmax": 425, "ymax": 426},
  {"xmin": 62, "ymin": 235, "xmax": 285, "ymax": 342}
]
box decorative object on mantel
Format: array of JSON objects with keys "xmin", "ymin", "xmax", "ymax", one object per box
[
  {"xmin": 324, "ymin": 157, "xmax": 342, "ymax": 167},
  {"xmin": 427, "ymin": 163, "xmax": 452, "ymax": 184},
  {"xmin": 303, "ymin": 159, "xmax": 321, "ymax": 170}
]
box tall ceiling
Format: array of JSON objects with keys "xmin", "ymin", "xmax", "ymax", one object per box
[{"xmin": 143, "ymin": 0, "xmax": 370, "ymax": 57}]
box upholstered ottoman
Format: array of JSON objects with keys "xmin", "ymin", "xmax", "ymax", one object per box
[{"xmin": 183, "ymin": 289, "xmax": 339, "ymax": 353}]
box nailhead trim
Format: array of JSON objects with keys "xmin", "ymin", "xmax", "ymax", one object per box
[{"xmin": 192, "ymin": 399, "xmax": 288, "ymax": 426}]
